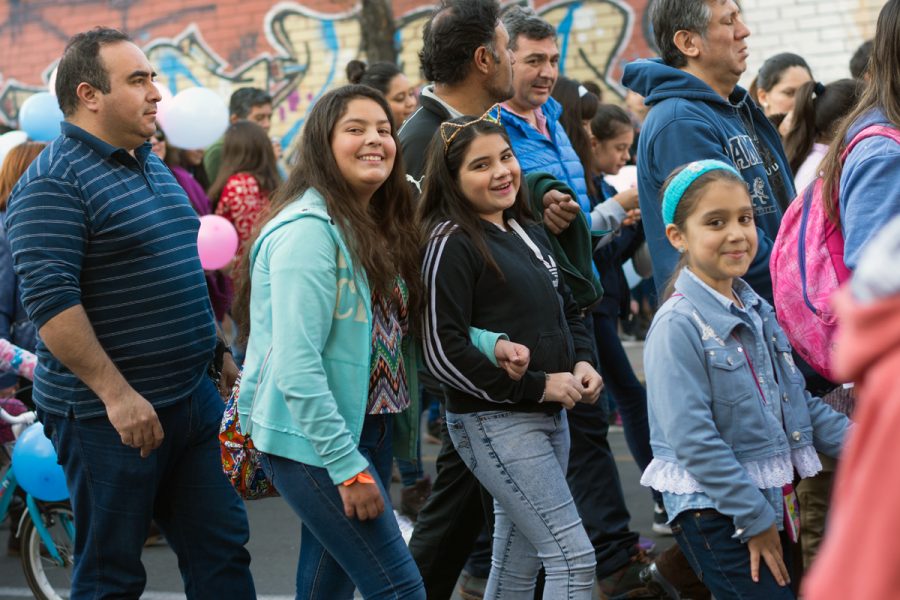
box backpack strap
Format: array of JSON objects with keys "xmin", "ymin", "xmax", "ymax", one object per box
[
  {"xmin": 840, "ymin": 124, "xmax": 900, "ymax": 162},
  {"xmin": 828, "ymin": 124, "xmax": 900, "ymax": 268}
]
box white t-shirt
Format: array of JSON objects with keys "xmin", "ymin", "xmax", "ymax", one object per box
[{"xmin": 794, "ymin": 142, "xmax": 830, "ymax": 192}]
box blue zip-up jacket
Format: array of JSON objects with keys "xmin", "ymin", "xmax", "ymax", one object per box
[
  {"xmin": 238, "ymin": 189, "xmax": 502, "ymax": 484},
  {"xmin": 642, "ymin": 269, "xmax": 848, "ymax": 542},
  {"xmin": 623, "ymin": 59, "xmax": 794, "ymax": 303},
  {"xmin": 838, "ymin": 108, "xmax": 900, "ymax": 270},
  {"xmin": 501, "ymin": 97, "xmax": 592, "ymax": 216}
]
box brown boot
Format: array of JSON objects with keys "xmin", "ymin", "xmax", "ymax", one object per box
[
  {"xmin": 653, "ymin": 544, "xmax": 711, "ymax": 600},
  {"xmin": 399, "ymin": 477, "xmax": 432, "ymax": 521}
]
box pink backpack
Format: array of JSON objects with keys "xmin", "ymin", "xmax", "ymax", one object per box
[{"xmin": 771, "ymin": 125, "xmax": 900, "ymax": 382}]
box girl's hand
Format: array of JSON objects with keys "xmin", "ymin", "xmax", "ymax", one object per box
[
  {"xmin": 544, "ymin": 373, "xmax": 583, "ymax": 409},
  {"xmin": 747, "ymin": 524, "xmax": 789, "ymax": 586},
  {"xmin": 573, "ymin": 361, "xmax": 603, "ymax": 404},
  {"xmin": 613, "ymin": 188, "xmax": 640, "ymax": 212},
  {"xmin": 622, "ymin": 208, "xmax": 642, "ymax": 227},
  {"xmin": 495, "ymin": 339, "xmax": 530, "ymax": 381},
  {"xmin": 337, "ymin": 471, "xmax": 384, "ymax": 521}
]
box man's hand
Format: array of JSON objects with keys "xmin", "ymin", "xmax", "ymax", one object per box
[
  {"xmin": 494, "ymin": 339, "xmax": 530, "ymax": 381},
  {"xmin": 573, "ymin": 361, "xmax": 603, "ymax": 404},
  {"xmin": 220, "ymin": 351, "xmax": 239, "ymax": 398},
  {"xmin": 105, "ymin": 390, "xmax": 164, "ymax": 458},
  {"xmin": 38, "ymin": 305, "xmax": 164, "ymax": 458},
  {"xmin": 337, "ymin": 471, "xmax": 385, "ymax": 520},
  {"xmin": 748, "ymin": 524, "xmax": 789, "ymax": 586},
  {"xmin": 542, "ymin": 190, "xmax": 580, "ymax": 234}
]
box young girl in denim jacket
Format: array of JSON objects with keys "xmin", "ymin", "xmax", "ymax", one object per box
[{"xmin": 641, "ymin": 160, "xmax": 850, "ymax": 599}]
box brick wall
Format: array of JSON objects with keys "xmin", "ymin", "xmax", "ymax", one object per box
[
  {"xmin": 740, "ymin": 0, "xmax": 887, "ymax": 88},
  {"xmin": 0, "ymin": 0, "xmax": 887, "ymax": 145}
]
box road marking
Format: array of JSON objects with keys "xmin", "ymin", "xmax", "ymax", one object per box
[{"xmin": 0, "ymin": 589, "xmax": 293, "ymax": 600}]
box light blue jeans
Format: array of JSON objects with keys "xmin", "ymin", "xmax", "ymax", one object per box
[{"xmin": 446, "ymin": 409, "xmax": 595, "ymax": 600}]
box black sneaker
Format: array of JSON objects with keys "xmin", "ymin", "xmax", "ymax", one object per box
[{"xmin": 652, "ymin": 503, "xmax": 673, "ymax": 536}]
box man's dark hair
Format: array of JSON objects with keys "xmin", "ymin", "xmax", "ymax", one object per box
[
  {"xmin": 650, "ymin": 0, "xmax": 713, "ymax": 68},
  {"xmin": 419, "ymin": 0, "xmax": 501, "ymax": 85},
  {"xmin": 229, "ymin": 87, "xmax": 273, "ymax": 119},
  {"xmin": 502, "ymin": 6, "xmax": 556, "ymax": 52},
  {"xmin": 55, "ymin": 27, "xmax": 132, "ymax": 117},
  {"xmin": 849, "ymin": 40, "xmax": 873, "ymax": 79}
]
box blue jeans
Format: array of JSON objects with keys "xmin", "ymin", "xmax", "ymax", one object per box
[
  {"xmin": 39, "ymin": 376, "xmax": 254, "ymax": 599},
  {"xmin": 447, "ymin": 409, "xmax": 595, "ymax": 600},
  {"xmin": 260, "ymin": 414, "xmax": 424, "ymax": 600},
  {"xmin": 672, "ymin": 510, "xmax": 795, "ymax": 600}
]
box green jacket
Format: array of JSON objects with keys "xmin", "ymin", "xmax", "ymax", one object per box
[{"xmin": 525, "ymin": 171, "xmax": 604, "ymax": 310}]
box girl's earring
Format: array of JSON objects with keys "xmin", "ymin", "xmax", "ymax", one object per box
[{"xmin": 678, "ymin": 246, "xmax": 686, "ymax": 254}]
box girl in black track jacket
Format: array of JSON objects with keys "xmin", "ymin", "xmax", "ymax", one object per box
[{"xmin": 418, "ymin": 111, "xmax": 603, "ymax": 599}]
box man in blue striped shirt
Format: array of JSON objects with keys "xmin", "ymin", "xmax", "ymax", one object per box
[{"xmin": 6, "ymin": 27, "xmax": 255, "ymax": 598}]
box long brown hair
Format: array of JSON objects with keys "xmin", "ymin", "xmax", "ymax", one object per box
[
  {"xmin": 551, "ymin": 76, "xmax": 600, "ymax": 199},
  {"xmin": 0, "ymin": 142, "xmax": 46, "ymax": 211},
  {"xmin": 163, "ymin": 145, "xmax": 210, "ymax": 190},
  {"xmin": 783, "ymin": 79, "xmax": 862, "ymax": 175},
  {"xmin": 207, "ymin": 121, "xmax": 281, "ymax": 208},
  {"xmin": 232, "ymin": 84, "xmax": 423, "ymax": 341},
  {"xmin": 419, "ymin": 116, "xmax": 533, "ymax": 277},
  {"xmin": 820, "ymin": 0, "xmax": 900, "ymax": 224}
]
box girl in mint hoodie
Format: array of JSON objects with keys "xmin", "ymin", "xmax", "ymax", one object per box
[
  {"xmin": 231, "ymin": 86, "xmax": 521, "ymax": 599},
  {"xmin": 231, "ymin": 85, "xmax": 428, "ymax": 599}
]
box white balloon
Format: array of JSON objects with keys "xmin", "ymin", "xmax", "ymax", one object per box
[
  {"xmin": 161, "ymin": 87, "xmax": 229, "ymax": 149},
  {"xmin": 154, "ymin": 82, "xmax": 174, "ymax": 130},
  {"xmin": 604, "ymin": 164, "xmax": 638, "ymax": 191},
  {"xmin": 0, "ymin": 130, "xmax": 29, "ymax": 165}
]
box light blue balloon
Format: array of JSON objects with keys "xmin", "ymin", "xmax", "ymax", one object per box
[
  {"xmin": 18, "ymin": 92, "xmax": 64, "ymax": 142},
  {"xmin": 12, "ymin": 422, "xmax": 69, "ymax": 502}
]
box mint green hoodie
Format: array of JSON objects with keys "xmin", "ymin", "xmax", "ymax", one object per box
[{"xmin": 238, "ymin": 188, "xmax": 503, "ymax": 484}]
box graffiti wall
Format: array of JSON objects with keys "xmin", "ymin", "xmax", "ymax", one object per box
[
  {"xmin": 0, "ymin": 0, "xmax": 887, "ymax": 147},
  {"xmin": 0, "ymin": 0, "xmax": 654, "ymax": 146}
]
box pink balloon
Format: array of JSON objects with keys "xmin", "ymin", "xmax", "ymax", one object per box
[
  {"xmin": 197, "ymin": 215, "xmax": 239, "ymax": 270},
  {"xmin": 154, "ymin": 82, "xmax": 175, "ymax": 130}
]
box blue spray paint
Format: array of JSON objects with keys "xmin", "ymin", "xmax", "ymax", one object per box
[
  {"xmin": 557, "ymin": 2, "xmax": 581, "ymax": 74},
  {"xmin": 281, "ymin": 19, "xmax": 339, "ymax": 149},
  {"xmin": 158, "ymin": 51, "xmax": 203, "ymax": 93}
]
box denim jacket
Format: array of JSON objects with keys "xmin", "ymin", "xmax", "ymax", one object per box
[{"xmin": 642, "ymin": 269, "xmax": 848, "ymax": 542}]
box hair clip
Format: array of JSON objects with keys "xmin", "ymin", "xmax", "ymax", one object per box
[{"xmin": 440, "ymin": 103, "xmax": 502, "ymax": 152}]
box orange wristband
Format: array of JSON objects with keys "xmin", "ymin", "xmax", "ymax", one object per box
[{"xmin": 342, "ymin": 472, "xmax": 376, "ymax": 486}]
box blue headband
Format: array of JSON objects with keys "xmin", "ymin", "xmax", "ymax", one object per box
[{"xmin": 662, "ymin": 159, "xmax": 742, "ymax": 225}]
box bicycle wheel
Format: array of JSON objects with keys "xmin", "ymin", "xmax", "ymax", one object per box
[{"xmin": 20, "ymin": 501, "xmax": 74, "ymax": 600}]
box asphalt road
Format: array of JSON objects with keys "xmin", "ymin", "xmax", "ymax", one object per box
[{"xmin": 0, "ymin": 342, "xmax": 672, "ymax": 599}]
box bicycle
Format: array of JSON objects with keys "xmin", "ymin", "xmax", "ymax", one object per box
[{"xmin": 1, "ymin": 406, "xmax": 75, "ymax": 600}]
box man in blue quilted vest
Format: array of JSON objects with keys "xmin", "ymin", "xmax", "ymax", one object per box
[{"xmin": 499, "ymin": 7, "xmax": 654, "ymax": 597}]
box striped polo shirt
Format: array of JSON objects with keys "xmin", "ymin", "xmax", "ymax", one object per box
[{"xmin": 6, "ymin": 122, "xmax": 216, "ymax": 418}]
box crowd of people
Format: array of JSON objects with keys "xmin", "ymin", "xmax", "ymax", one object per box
[{"xmin": 0, "ymin": 0, "xmax": 898, "ymax": 599}]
